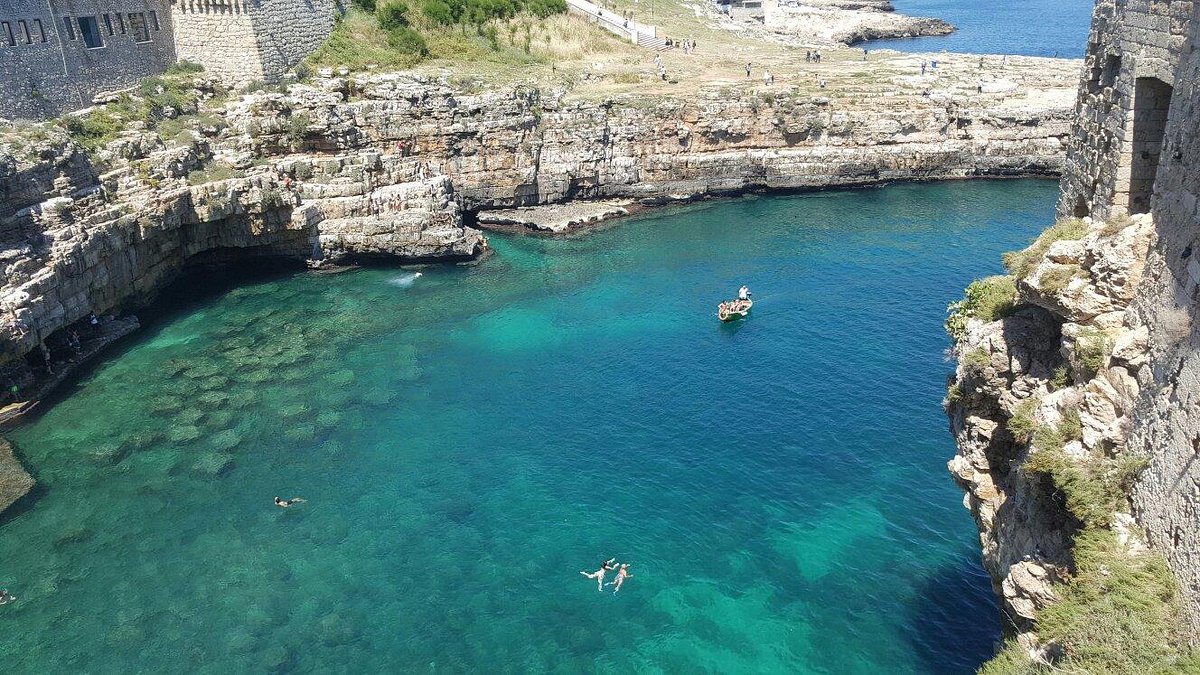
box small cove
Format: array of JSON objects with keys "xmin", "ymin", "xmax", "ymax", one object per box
[{"xmin": 0, "ymin": 179, "xmax": 1057, "ymax": 672}]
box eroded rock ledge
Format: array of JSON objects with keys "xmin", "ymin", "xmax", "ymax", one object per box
[{"xmin": 946, "ymin": 212, "xmax": 1157, "ymax": 652}]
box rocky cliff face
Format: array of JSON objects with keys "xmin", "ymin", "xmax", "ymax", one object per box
[
  {"xmin": 947, "ymin": 213, "xmax": 1156, "ymax": 647},
  {"xmin": 0, "ymin": 72, "xmax": 1072, "ymax": 392}
]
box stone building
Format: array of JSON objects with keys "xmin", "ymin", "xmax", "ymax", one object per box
[
  {"xmin": 0, "ymin": 0, "xmax": 338, "ymax": 120},
  {"xmin": 1058, "ymin": 0, "xmax": 1200, "ymax": 633}
]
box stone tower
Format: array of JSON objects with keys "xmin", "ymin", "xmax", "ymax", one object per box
[{"xmin": 1059, "ymin": 0, "xmax": 1200, "ymax": 634}]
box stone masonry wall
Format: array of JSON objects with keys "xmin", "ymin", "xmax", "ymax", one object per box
[
  {"xmin": 171, "ymin": 0, "xmax": 339, "ymax": 87},
  {"xmin": 171, "ymin": 0, "xmax": 263, "ymax": 85},
  {"xmin": 1048, "ymin": 0, "xmax": 1200, "ymax": 635},
  {"xmin": 1057, "ymin": 0, "xmax": 1192, "ymax": 221},
  {"xmin": 0, "ymin": 0, "xmax": 176, "ymax": 119},
  {"xmin": 1124, "ymin": 2, "xmax": 1200, "ymax": 636}
]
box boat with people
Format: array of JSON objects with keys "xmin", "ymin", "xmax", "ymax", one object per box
[{"xmin": 717, "ymin": 285, "xmax": 753, "ymax": 322}]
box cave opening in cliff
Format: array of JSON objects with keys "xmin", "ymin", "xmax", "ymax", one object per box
[{"xmin": 1128, "ymin": 77, "xmax": 1173, "ymax": 215}]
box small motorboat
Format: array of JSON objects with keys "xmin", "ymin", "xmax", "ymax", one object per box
[{"xmin": 718, "ymin": 298, "xmax": 753, "ymax": 322}]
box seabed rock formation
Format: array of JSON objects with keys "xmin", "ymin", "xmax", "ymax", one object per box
[{"xmin": 0, "ymin": 439, "xmax": 34, "ymax": 514}]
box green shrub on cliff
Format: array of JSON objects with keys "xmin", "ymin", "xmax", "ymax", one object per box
[
  {"xmin": 945, "ymin": 275, "xmax": 1017, "ymax": 339},
  {"xmin": 1007, "ymin": 397, "xmax": 1039, "ymax": 443},
  {"xmin": 1002, "ymin": 217, "xmax": 1088, "ymax": 279},
  {"xmin": 1074, "ymin": 328, "xmax": 1110, "ymax": 379}
]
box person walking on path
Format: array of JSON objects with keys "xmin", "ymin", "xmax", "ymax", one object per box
[{"xmin": 745, "ymin": 62, "xmax": 752, "ymax": 77}]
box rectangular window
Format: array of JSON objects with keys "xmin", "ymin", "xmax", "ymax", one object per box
[
  {"xmin": 62, "ymin": 16, "xmax": 76, "ymax": 40},
  {"xmin": 2, "ymin": 21, "xmax": 14, "ymax": 47},
  {"xmin": 128, "ymin": 13, "xmax": 150, "ymax": 42},
  {"xmin": 117, "ymin": 13, "xmax": 126, "ymax": 34},
  {"xmin": 77, "ymin": 16, "xmax": 103, "ymax": 48},
  {"xmin": 18, "ymin": 19, "xmax": 30, "ymax": 44},
  {"xmin": 34, "ymin": 19, "xmax": 45, "ymax": 43},
  {"xmin": 149, "ymin": 10, "xmax": 159, "ymax": 31},
  {"xmin": 103, "ymin": 14, "xmax": 114, "ymax": 36}
]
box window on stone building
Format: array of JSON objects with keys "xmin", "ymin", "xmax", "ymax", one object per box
[
  {"xmin": 117, "ymin": 13, "xmax": 126, "ymax": 34},
  {"xmin": 62, "ymin": 17, "xmax": 76, "ymax": 41},
  {"xmin": 128, "ymin": 13, "xmax": 150, "ymax": 42},
  {"xmin": 77, "ymin": 16, "xmax": 103, "ymax": 48},
  {"xmin": 103, "ymin": 14, "xmax": 114, "ymax": 36},
  {"xmin": 149, "ymin": 11, "xmax": 160, "ymax": 31},
  {"xmin": 1128, "ymin": 77, "xmax": 1174, "ymax": 214},
  {"xmin": 1, "ymin": 22, "xmax": 14, "ymax": 47},
  {"xmin": 33, "ymin": 19, "xmax": 46, "ymax": 43},
  {"xmin": 17, "ymin": 20, "xmax": 30, "ymax": 44}
]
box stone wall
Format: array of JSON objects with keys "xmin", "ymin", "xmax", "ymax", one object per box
[
  {"xmin": 171, "ymin": 0, "xmax": 339, "ymax": 87},
  {"xmin": 1124, "ymin": 2, "xmax": 1200, "ymax": 636},
  {"xmin": 973, "ymin": 0, "xmax": 1200, "ymax": 638},
  {"xmin": 1057, "ymin": 0, "xmax": 1192, "ymax": 221},
  {"xmin": 0, "ymin": 0, "xmax": 176, "ymax": 119}
]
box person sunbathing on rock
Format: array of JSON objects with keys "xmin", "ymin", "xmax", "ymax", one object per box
[{"xmin": 274, "ymin": 496, "xmax": 306, "ymax": 508}]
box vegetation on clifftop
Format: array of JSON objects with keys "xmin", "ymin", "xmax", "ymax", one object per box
[
  {"xmin": 1002, "ymin": 217, "xmax": 1088, "ymax": 279},
  {"xmin": 305, "ymin": 0, "xmax": 619, "ymax": 76}
]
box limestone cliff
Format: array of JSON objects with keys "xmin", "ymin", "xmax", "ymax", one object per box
[
  {"xmin": 0, "ymin": 71, "xmax": 1072, "ymax": 390},
  {"xmin": 946, "ymin": 213, "xmax": 1156, "ymax": 645}
]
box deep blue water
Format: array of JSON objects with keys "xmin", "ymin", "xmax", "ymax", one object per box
[
  {"xmin": 867, "ymin": 0, "xmax": 1094, "ymax": 58},
  {"xmin": 0, "ymin": 179, "xmax": 1058, "ymax": 672}
]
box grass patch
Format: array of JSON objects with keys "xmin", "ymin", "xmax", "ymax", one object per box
[
  {"xmin": 1002, "ymin": 218, "xmax": 1089, "ymax": 279},
  {"xmin": 1038, "ymin": 264, "xmax": 1082, "ymax": 294},
  {"xmin": 1008, "ymin": 396, "xmax": 1040, "ymax": 444},
  {"xmin": 1075, "ymin": 327, "xmax": 1111, "ymax": 379},
  {"xmin": 306, "ymin": 2, "xmax": 590, "ymax": 76},
  {"xmin": 962, "ymin": 347, "xmax": 991, "ymax": 371},
  {"xmin": 945, "ymin": 275, "xmax": 1017, "ymax": 340},
  {"xmin": 1048, "ymin": 365, "xmax": 1071, "ymax": 391},
  {"xmin": 187, "ymin": 161, "xmax": 243, "ymax": 186},
  {"xmin": 1037, "ymin": 529, "xmax": 1192, "ymax": 672}
]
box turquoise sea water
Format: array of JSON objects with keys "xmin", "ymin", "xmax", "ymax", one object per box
[
  {"xmin": 866, "ymin": 0, "xmax": 1094, "ymax": 58},
  {"xmin": 0, "ymin": 179, "xmax": 1058, "ymax": 673}
]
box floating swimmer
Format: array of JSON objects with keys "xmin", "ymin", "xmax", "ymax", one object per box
[
  {"xmin": 274, "ymin": 496, "xmax": 307, "ymax": 508},
  {"xmin": 608, "ymin": 563, "xmax": 633, "ymax": 594},
  {"xmin": 0, "ymin": 589, "xmax": 15, "ymax": 605},
  {"xmin": 580, "ymin": 558, "xmax": 618, "ymax": 592}
]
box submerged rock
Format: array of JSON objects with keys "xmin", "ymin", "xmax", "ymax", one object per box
[{"xmin": 0, "ymin": 440, "xmax": 34, "ymax": 516}]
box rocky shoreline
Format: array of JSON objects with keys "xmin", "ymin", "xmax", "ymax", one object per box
[{"xmin": 765, "ymin": 0, "xmax": 954, "ymax": 48}]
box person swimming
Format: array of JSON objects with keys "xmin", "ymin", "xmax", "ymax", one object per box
[
  {"xmin": 608, "ymin": 563, "xmax": 633, "ymax": 594},
  {"xmin": 580, "ymin": 558, "xmax": 618, "ymax": 592},
  {"xmin": 274, "ymin": 496, "xmax": 306, "ymax": 508},
  {"xmin": 0, "ymin": 589, "xmax": 15, "ymax": 605}
]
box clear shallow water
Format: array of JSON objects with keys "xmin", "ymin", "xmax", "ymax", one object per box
[
  {"xmin": 0, "ymin": 180, "xmax": 1057, "ymax": 673},
  {"xmin": 866, "ymin": 0, "xmax": 1094, "ymax": 58}
]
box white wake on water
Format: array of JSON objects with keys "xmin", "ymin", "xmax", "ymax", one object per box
[{"xmin": 387, "ymin": 272, "xmax": 423, "ymax": 288}]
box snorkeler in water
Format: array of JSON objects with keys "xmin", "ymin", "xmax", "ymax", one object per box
[
  {"xmin": 0, "ymin": 588, "xmax": 15, "ymax": 605},
  {"xmin": 608, "ymin": 563, "xmax": 633, "ymax": 594},
  {"xmin": 580, "ymin": 558, "xmax": 617, "ymax": 592},
  {"xmin": 274, "ymin": 496, "xmax": 306, "ymax": 508}
]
